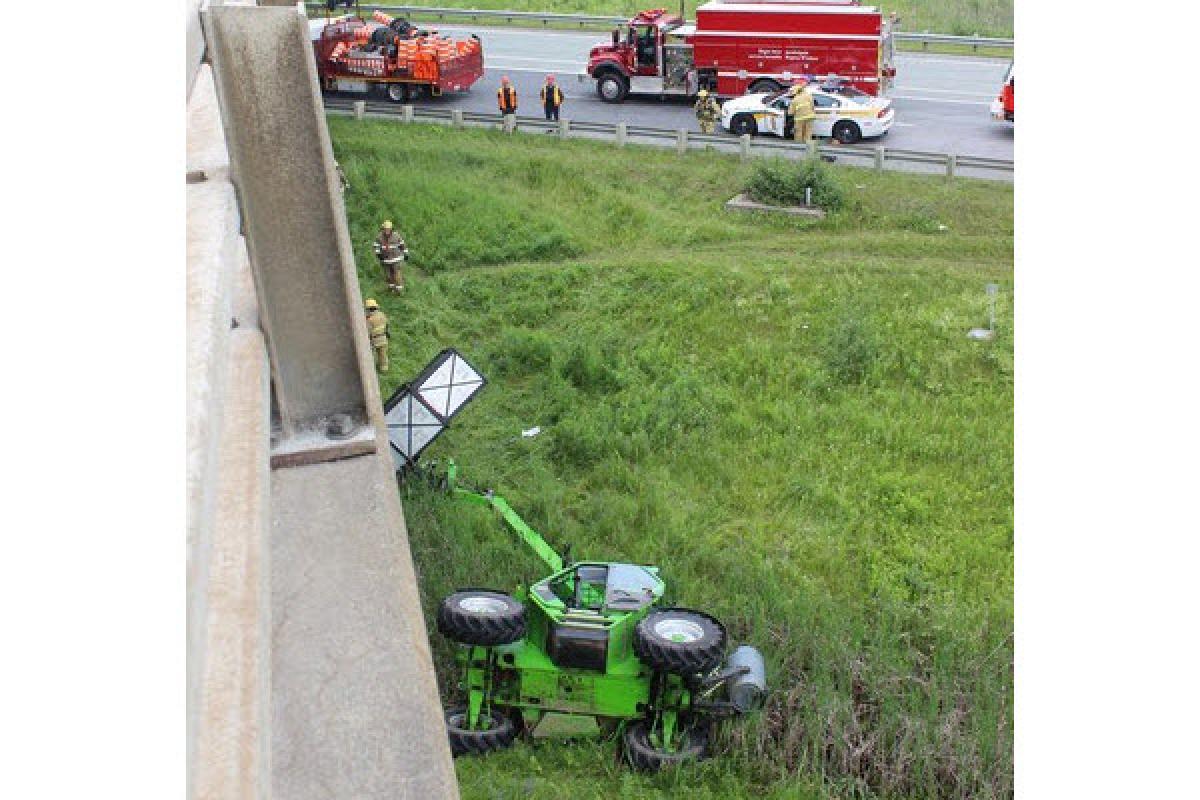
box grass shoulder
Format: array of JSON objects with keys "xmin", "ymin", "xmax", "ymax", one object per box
[{"xmin": 329, "ymin": 118, "xmax": 1012, "ymax": 799}]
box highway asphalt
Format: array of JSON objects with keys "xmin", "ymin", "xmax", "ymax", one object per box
[{"xmin": 397, "ymin": 25, "xmax": 1014, "ymax": 161}]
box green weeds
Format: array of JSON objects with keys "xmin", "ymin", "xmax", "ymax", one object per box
[{"xmin": 330, "ymin": 118, "xmax": 1012, "ymax": 799}]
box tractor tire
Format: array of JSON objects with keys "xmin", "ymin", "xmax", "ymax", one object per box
[
  {"xmin": 436, "ymin": 589, "xmax": 526, "ymax": 646},
  {"xmin": 633, "ymin": 608, "xmax": 726, "ymax": 675},
  {"xmin": 445, "ymin": 706, "xmax": 519, "ymax": 757},
  {"xmin": 623, "ymin": 719, "xmax": 710, "ymax": 771}
]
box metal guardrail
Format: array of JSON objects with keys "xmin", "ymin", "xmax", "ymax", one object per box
[
  {"xmin": 323, "ymin": 97, "xmax": 1014, "ymax": 179},
  {"xmin": 306, "ymin": 4, "xmax": 1013, "ymax": 51}
]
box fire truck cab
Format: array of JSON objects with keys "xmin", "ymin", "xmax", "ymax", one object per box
[
  {"xmin": 991, "ymin": 61, "xmax": 1013, "ymax": 122},
  {"xmin": 586, "ymin": 1, "xmax": 896, "ymax": 103},
  {"xmin": 589, "ymin": 9, "xmax": 699, "ymax": 102}
]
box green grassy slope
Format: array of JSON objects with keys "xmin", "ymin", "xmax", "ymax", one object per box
[{"xmin": 330, "ymin": 118, "xmax": 1013, "ymax": 799}]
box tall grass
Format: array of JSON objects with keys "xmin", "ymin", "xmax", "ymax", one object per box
[
  {"xmin": 331, "ymin": 118, "xmax": 1012, "ymax": 799},
  {"xmin": 373, "ymin": 0, "xmax": 1014, "ymax": 39}
]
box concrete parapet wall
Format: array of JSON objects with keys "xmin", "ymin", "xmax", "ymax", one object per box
[{"xmin": 188, "ymin": 4, "xmax": 459, "ymax": 798}]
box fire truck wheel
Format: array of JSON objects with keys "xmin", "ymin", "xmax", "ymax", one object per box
[
  {"xmin": 729, "ymin": 114, "xmax": 757, "ymax": 137},
  {"xmin": 445, "ymin": 706, "xmax": 518, "ymax": 757},
  {"xmin": 749, "ymin": 79, "xmax": 782, "ymax": 94},
  {"xmin": 386, "ymin": 83, "xmax": 411, "ymax": 104},
  {"xmin": 596, "ymin": 72, "xmax": 629, "ymax": 103},
  {"xmin": 623, "ymin": 719, "xmax": 710, "ymax": 770},
  {"xmin": 634, "ymin": 608, "xmax": 726, "ymax": 675},
  {"xmin": 437, "ymin": 589, "xmax": 526, "ymax": 646},
  {"xmin": 832, "ymin": 120, "xmax": 862, "ymax": 144}
]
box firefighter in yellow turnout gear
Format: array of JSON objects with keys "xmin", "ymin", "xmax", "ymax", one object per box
[
  {"xmin": 787, "ymin": 80, "xmax": 816, "ymax": 148},
  {"xmin": 373, "ymin": 220, "xmax": 408, "ymax": 293},
  {"xmin": 365, "ymin": 298, "xmax": 389, "ymax": 374},
  {"xmin": 694, "ymin": 89, "xmax": 720, "ymax": 134}
]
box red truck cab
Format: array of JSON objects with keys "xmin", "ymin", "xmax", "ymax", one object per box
[
  {"xmin": 991, "ymin": 61, "xmax": 1014, "ymax": 122},
  {"xmin": 586, "ymin": 1, "xmax": 896, "ymax": 103}
]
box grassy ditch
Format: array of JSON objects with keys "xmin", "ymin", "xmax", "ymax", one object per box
[
  {"xmin": 330, "ymin": 117, "xmax": 1013, "ymax": 799},
  {"xmin": 312, "ymin": 0, "xmax": 1013, "ymax": 39}
]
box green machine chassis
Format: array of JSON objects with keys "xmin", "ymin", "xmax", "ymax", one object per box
[{"xmin": 427, "ymin": 461, "xmax": 766, "ymax": 770}]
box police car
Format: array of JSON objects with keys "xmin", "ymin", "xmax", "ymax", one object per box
[{"xmin": 719, "ymin": 86, "xmax": 894, "ymax": 144}]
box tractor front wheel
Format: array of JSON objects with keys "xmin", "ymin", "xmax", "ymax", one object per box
[
  {"xmin": 634, "ymin": 608, "xmax": 726, "ymax": 675},
  {"xmin": 436, "ymin": 589, "xmax": 526, "ymax": 646},
  {"xmin": 623, "ymin": 719, "xmax": 710, "ymax": 771},
  {"xmin": 445, "ymin": 706, "xmax": 518, "ymax": 757}
]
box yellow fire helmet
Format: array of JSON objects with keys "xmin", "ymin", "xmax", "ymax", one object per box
[
  {"xmin": 382, "ymin": 220, "xmax": 393, "ymax": 230},
  {"xmin": 365, "ymin": 298, "xmax": 380, "ymax": 310},
  {"xmin": 698, "ymin": 89, "xmax": 709, "ymax": 98}
]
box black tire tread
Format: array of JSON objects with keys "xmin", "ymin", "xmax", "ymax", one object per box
[
  {"xmin": 623, "ymin": 719, "xmax": 710, "ymax": 771},
  {"xmin": 436, "ymin": 590, "xmax": 526, "ymax": 646},
  {"xmin": 445, "ymin": 707, "xmax": 518, "ymax": 757},
  {"xmin": 633, "ymin": 607, "xmax": 726, "ymax": 675}
]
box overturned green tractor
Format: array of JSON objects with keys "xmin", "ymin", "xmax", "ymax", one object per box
[{"xmin": 426, "ymin": 462, "xmax": 767, "ymax": 770}]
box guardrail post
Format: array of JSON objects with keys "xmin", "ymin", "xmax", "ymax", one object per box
[
  {"xmin": 807, "ymin": 140, "xmax": 818, "ymax": 159},
  {"xmin": 676, "ymin": 128, "xmax": 688, "ymax": 154},
  {"xmin": 451, "ymin": 109, "xmax": 464, "ymax": 128},
  {"xmin": 352, "ymin": 100, "xmax": 364, "ymax": 120},
  {"xmin": 874, "ymin": 145, "xmax": 885, "ymax": 172},
  {"xmin": 616, "ymin": 122, "xmax": 627, "ymax": 147},
  {"xmin": 402, "ymin": 104, "xmax": 414, "ymax": 123},
  {"xmin": 946, "ymin": 153, "xmax": 957, "ymax": 179},
  {"xmin": 740, "ymin": 133, "xmax": 751, "ymax": 160},
  {"xmin": 559, "ymin": 117, "xmax": 570, "ymax": 138}
]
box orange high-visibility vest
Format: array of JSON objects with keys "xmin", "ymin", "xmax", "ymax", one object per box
[
  {"xmin": 540, "ymin": 84, "xmax": 563, "ymax": 108},
  {"xmin": 498, "ymin": 86, "xmax": 518, "ymax": 113}
]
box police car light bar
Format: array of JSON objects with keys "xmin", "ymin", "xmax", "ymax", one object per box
[{"xmin": 383, "ymin": 348, "xmax": 486, "ymax": 470}]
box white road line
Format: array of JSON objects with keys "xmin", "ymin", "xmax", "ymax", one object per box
[
  {"xmin": 895, "ymin": 55, "xmax": 1009, "ymax": 67},
  {"xmin": 891, "ymin": 94, "xmax": 990, "ymax": 106},
  {"xmin": 489, "ymin": 63, "xmax": 589, "ymax": 74},
  {"xmin": 485, "ymin": 55, "xmax": 581, "ymax": 65},
  {"xmin": 899, "ymin": 86, "xmax": 994, "ymax": 97}
]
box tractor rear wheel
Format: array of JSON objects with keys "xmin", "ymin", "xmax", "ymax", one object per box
[
  {"xmin": 634, "ymin": 608, "xmax": 726, "ymax": 675},
  {"xmin": 623, "ymin": 719, "xmax": 710, "ymax": 770},
  {"xmin": 436, "ymin": 589, "xmax": 526, "ymax": 646},
  {"xmin": 445, "ymin": 706, "xmax": 518, "ymax": 757}
]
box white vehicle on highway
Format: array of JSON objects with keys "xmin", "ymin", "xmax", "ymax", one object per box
[{"xmin": 720, "ymin": 87, "xmax": 894, "ymax": 144}]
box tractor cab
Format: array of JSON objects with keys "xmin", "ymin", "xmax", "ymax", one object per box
[
  {"xmin": 529, "ymin": 563, "xmax": 664, "ymax": 672},
  {"xmin": 531, "ymin": 562, "xmax": 663, "ymax": 615}
]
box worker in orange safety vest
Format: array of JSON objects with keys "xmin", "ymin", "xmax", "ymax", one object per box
[
  {"xmin": 498, "ymin": 76, "xmax": 518, "ymax": 132},
  {"xmin": 540, "ymin": 74, "xmax": 564, "ymax": 122}
]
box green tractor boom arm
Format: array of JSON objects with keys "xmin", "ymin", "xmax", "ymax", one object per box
[{"xmin": 446, "ymin": 461, "xmax": 564, "ymax": 573}]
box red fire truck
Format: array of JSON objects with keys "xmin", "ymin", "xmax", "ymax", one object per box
[
  {"xmin": 586, "ymin": 1, "xmax": 896, "ymax": 103},
  {"xmin": 990, "ymin": 61, "xmax": 1013, "ymax": 122},
  {"xmin": 310, "ymin": 11, "xmax": 485, "ymax": 103}
]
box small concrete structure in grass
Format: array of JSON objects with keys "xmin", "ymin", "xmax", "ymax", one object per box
[{"xmin": 724, "ymin": 192, "xmax": 826, "ymax": 219}]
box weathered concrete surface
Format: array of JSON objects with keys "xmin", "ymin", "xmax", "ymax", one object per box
[
  {"xmin": 204, "ymin": 5, "xmax": 375, "ymax": 438},
  {"xmin": 187, "ymin": 62, "xmax": 241, "ymax": 796},
  {"xmin": 724, "ymin": 192, "xmax": 827, "ymax": 218},
  {"xmin": 270, "ymin": 452, "xmax": 459, "ymax": 800},
  {"xmin": 195, "ymin": 329, "xmax": 272, "ymax": 800}
]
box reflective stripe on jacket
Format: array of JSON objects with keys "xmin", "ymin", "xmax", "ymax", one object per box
[
  {"xmin": 540, "ymin": 85, "xmax": 563, "ymax": 108},
  {"xmin": 788, "ymin": 91, "xmax": 816, "ymax": 122},
  {"xmin": 498, "ymin": 86, "xmax": 518, "ymax": 113},
  {"xmin": 366, "ymin": 310, "xmax": 389, "ymax": 344},
  {"xmin": 375, "ymin": 232, "xmax": 406, "ymax": 262}
]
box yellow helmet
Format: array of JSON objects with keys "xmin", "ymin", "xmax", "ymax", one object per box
[
  {"xmin": 381, "ymin": 220, "xmax": 393, "ymax": 230},
  {"xmin": 698, "ymin": 89, "xmax": 709, "ymax": 98},
  {"xmin": 365, "ymin": 298, "xmax": 379, "ymax": 310}
]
